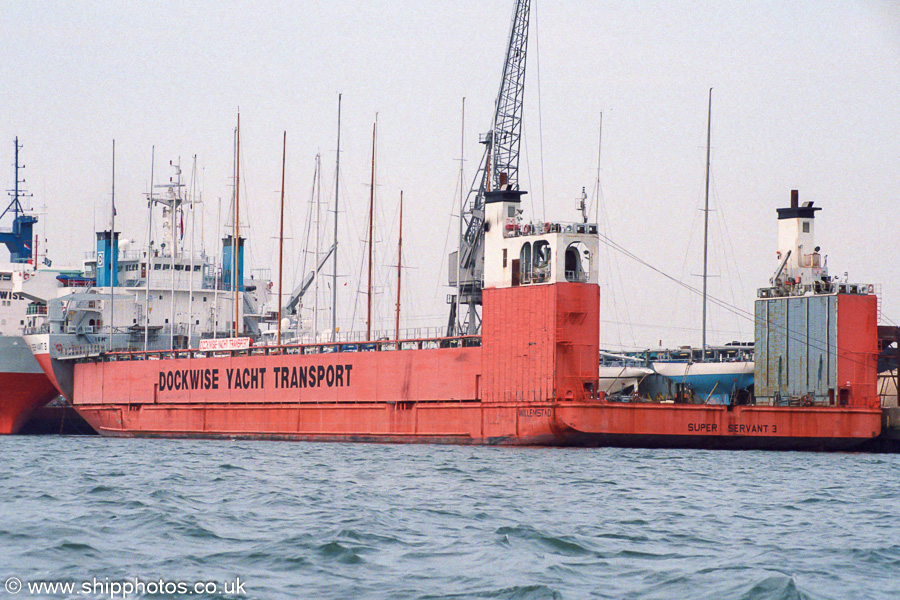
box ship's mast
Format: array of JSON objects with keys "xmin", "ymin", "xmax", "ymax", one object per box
[
  {"xmin": 702, "ymin": 88, "xmax": 712, "ymax": 361},
  {"xmin": 188, "ymin": 154, "xmax": 197, "ymax": 345},
  {"xmin": 144, "ymin": 146, "xmax": 155, "ymax": 352},
  {"xmin": 213, "ymin": 196, "xmax": 222, "ymax": 339},
  {"xmin": 452, "ymin": 0, "xmax": 530, "ymax": 335},
  {"xmin": 454, "ymin": 98, "xmax": 465, "ymax": 337},
  {"xmin": 332, "ymin": 94, "xmax": 342, "ymax": 343},
  {"xmin": 366, "ymin": 115, "xmax": 377, "ymax": 341},
  {"xmin": 234, "ymin": 112, "xmax": 241, "ymax": 337},
  {"xmin": 1, "ymin": 138, "xmax": 36, "ymax": 263},
  {"xmin": 314, "ymin": 152, "xmax": 321, "ymax": 339},
  {"xmin": 167, "ymin": 160, "xmax": 182, "ymax": 350},
  {"xmin": 109, "ymin": 139, "xmax": 116, "ymax": 352},
  {"xmin": 2, "ymin": 139, "xmax": 27, "ymax": 221},
  {"xmin": 595, "ymin": 112, "xmax": 602, "ymax": 226},
  {"xmin": 395, "ymin": 190, "xmax": 403, "ymax": 341},
  {"xmin": 277, "ymin": 131, "xmax": 286, "ymax": 346}
]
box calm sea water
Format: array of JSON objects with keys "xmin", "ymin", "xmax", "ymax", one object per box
[{"xmin": 1, "ymin": 438, "xmax": 898, "ymax": 600}]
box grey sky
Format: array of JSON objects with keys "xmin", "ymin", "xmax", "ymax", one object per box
[{"xmin": 2, "ymin": 0, "xmax": 898, "ymax": 348}]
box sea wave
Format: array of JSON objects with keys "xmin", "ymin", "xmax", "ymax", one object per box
[{"xmin": 1, "ymin": 438, "xmax": 898, "ymax": 600}]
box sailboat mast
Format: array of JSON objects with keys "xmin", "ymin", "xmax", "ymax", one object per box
[
  {"xmin": 144, "ymin": 146, "xmax": 154, "ymax": 352},
  {"xmin": 234, "ymin": 112, "xmax": 241, "ymax": 338},
  {"xmin": 188, "ymin": 155, "xmax": 197, "ymax": 346},
  {"xmin": 367, "ymin": 116, "xmax": 377, "ymax": 341},
  {"xmin": 213, "ymin": 196, "xmax": 222, "ymax": 339},
  {"xmin": 109, "ymin": 139, "xmax": 115, "ymax": 352},
  {"xmin": 595, "ymin": 112, "xmax": 602, "ymax": 225},
  {"xmin": 456, "ymin": 97, "xmax": 464, "ymax": 336},
  {"xmin": 277, "ymin": 131, "xmax": 286, "ymax": 345},
  {"xmin": 702, "ymin": 88, "xmax": 712, "ymax": 361},
  {"xmin": 169, "ymin": 160, "xmax": 179, "ymax": 350},
  {"xmin": 395, "ymin": 191, "xmax": 402, "ymax": 341},
  {"xmin": 314, "ymin": 153, "xmax": 321, "ymax": 340},
  {"xmin": 332, "ymin": 94, "xmax": 341, "ymax": 343}
]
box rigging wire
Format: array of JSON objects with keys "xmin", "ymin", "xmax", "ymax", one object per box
[
  {"xmin": 590, "ymin": 115, "xmax": 637, "ymax": 348},
  {"xmin": 597, "ymin": 230, "xmax": 881, "ymax": 370},
  {"xmin": 709, "ymin": 170, "xmax": 750, "ymax": 340},
  {"xmin": 522, "ymin": 128, "xmax": 536, "ymax": 218}
]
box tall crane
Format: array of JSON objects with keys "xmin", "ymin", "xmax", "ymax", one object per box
[{"xmin": 449, "ymin": 0, "xmax": 530, "ymax": 335}]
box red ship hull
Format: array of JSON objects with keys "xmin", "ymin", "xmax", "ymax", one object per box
[{"xmin": 0, "ymin": 372, "xmax": 60, "ymax": 434}]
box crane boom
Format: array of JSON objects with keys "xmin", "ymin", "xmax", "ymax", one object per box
[
  {"xmin": 450, "ymin": 0, "xmax": 530, "ymax": 335},
  {"xmin": 490, "ymin": 0, "xmax": 530, "ymax": 192},
  {"xmin": 285, "ymin": 243, "xmax": 336, "ymax": 315}
]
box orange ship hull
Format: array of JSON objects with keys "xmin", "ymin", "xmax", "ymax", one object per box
[
  {"xmin": 68, "ymin": 338, "xmax": 882, "ymax": 449},
  {"xmin": 35, "ymin": 271, "xmax": 885, "ymax": 449},
  {"xmin": 72, "ymin": 395, "xmax": 881, "ymax": 450}
]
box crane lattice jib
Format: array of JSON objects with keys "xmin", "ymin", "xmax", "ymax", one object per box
[
  {"xmin": 459, "ymin": 0, "xmax": 530, "ymax": 269},
  {"xmin": 490, "ymin": 0, "xmax": 530, "ymax": 192},
  {"xmin": 450, "ymin": 0, "xmax": 530, "ymax": 336}
]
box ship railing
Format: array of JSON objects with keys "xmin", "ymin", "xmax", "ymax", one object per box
[
  {"xmin": 503, "ymin": 221, "xmax": 600, "ymax": 238},
  {"xmin": 26, "ymin": 304, "xmax": 48, "ymax": 315},
  {"xmin": 564, "ymin": 270, "xmax": 588, "ymax": 283},
  {"xmin": 273, "ymin": 325, "xmax": 453, "ymax": 346},
  {"xmin": 520, "ymin": 271, "xmax": 551, "ymax": 285},
  {"xmin": 60, "ymin": 278, "xmax": 94, "ymax": 288},
  {"xmin": 58, "ymin": 343, "xmax": 106, "ymax": 359},
  {"xmin": 83, "ymin": 249, "xmax": 145, "ymax": 261},
  {"xmin": 249, "ymin": 268, "xmax": 272, "ymax": 282},
  {"xmin": 598, "ymin": 345, "xmax": 755, "ymax": 367},
  {"xmin": 757, "ymin": 281, "xmax": 875, "ymax": 298},
  {"xmin": 601, "ymin": 390, "xmax": 858, "ymax": 408},
  {"xmin": 100, "ymin": 334, "xmax": 483, "ymax": 362}
]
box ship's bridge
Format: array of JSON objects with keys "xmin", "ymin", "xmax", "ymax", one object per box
[{"xmin": 482, "ymin": 188, "xmax": 600, "ymax": 289}]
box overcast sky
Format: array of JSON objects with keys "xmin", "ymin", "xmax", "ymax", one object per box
[{"xmin": 2, "ymin": 0, "xmax": 898, "ymax": 348}]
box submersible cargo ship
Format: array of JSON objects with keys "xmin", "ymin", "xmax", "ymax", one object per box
[{"xmin": 26, "ymin": 187, "xmax": 884, "ymax": 449}]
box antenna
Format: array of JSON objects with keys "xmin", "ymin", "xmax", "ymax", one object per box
[{"xmin": 578, "ymin": 186, "xmax": 587, "ymax": 224}]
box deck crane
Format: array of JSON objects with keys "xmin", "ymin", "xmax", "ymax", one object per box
[{"xmin": 448, "ymin": 0, "xmax": 530, "ymax": 336}]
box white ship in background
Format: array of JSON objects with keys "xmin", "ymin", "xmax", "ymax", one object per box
[
  {"xmin": 0, "ymin": 138, "xmax": 81, "ymax": 433},
  {"xmin": 26, "ymin": 158, "xmax": 272, "ymax": 403}
]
